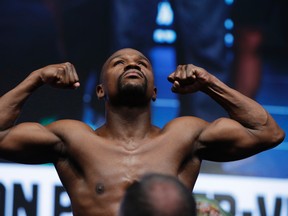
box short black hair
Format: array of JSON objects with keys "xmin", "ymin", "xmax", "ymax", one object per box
[{"xmin": 119, "ymin": 173, "xmax": 197, "ymax": 216}]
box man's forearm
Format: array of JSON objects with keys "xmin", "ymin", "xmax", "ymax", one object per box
[
  {"xmin": 203, "ymin": 75, "xmax": 269, "ymax": 129},
  {"xmin": 0, "ymin": 71, "xmax": 43, "ymax": 130}
]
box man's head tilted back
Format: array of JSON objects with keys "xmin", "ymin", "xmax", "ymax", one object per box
[{"xmin": 96, "ymin": 48, "xmax": 157, "ymax": 106}]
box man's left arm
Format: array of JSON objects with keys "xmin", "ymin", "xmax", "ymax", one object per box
[{"xmin": 168, "ymin": 64, "xmax": 285, "ymax": 161}]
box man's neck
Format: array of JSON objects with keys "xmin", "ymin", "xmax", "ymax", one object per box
[{"xmin": 103, "ymin": 104, "xmax": 154, "ymax": 140}]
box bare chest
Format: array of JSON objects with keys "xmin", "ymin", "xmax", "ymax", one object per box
[
  {"xmin": 81, "ymin": 140, "xmax": 181, "ymax": 182},
  {"xmin": 60, "ymin": 136, "xmax": 187, "ymax": 186},
  {"xmin": 55, "ymin": 136, "xmax": 199, "ymax": 215}
]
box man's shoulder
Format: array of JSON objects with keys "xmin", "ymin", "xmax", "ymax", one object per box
[
  {"xmin": 163, "ymin": 116, "xmax": 208, "ymax": 130},
  {"xmin": 158, "ymin": 116, "xmax": 209, "ymax": 142},
  {"xmin": 46, "ymin": 119, "xmax": 94, "ymax": 132}
]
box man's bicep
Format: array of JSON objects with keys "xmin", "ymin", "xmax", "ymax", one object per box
[
  {"xmin": 197, "ymin": 118, "xmax": 259, "ymax": 161},
  {"xmin": 0, "ymin": 122, "xmax": 62, "ymax": 163}
]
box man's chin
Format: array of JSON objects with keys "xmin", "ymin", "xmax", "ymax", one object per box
[
  {"xmin": 120, "ymin": 82, "xmax": 146, "ymax": 94},
  {"xmin": 115, "ymin": 86, "xmax": 147, "ymax": 106}
]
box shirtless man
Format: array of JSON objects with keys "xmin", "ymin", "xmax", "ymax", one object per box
[{"xmin": 0, "ymin": 48, "xmax": 285, "ymax": 216}]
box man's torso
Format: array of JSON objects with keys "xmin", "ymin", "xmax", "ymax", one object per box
[{"xmin": 52, "ymin": 118, "xmax": 203, "ymax": 216}]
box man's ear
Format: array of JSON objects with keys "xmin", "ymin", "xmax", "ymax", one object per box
[
  {"xmin": 96, "ymin": 84, "xmax": 105, "ymax": 100},
  {"xmin": 152, "ymin": 87, "xmax": 157, "ymax": 102}
]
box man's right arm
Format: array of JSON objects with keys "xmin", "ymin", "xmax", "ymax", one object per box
[{"xmin": 0, "ymin": 62, "xmax": 80, "ymax": 163}]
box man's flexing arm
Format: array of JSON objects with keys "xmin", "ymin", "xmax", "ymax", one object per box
[
  {"xmin": 0, "ymin": 63, "xmax": 80, "ymax": 163},
  {"xmin": 168, "ymin": 64, "xmax": 285, "ymax": 161}
]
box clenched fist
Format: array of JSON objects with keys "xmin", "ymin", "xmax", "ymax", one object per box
[
  {"xmin": 37, "ymin": 62, "xmax": 80, "ymax": 89},
  {"xmin": 167, "ymin": 64, "xmax": 213, "ymax": 94}
]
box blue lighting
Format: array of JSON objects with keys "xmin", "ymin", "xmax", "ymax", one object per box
[
  {"xmin": 224, "ymin": 18, "xmax": 234, "ymax": 30},
  {"xmin": 225, "ymin": 0, "xmax": 234, "ymax": 5},
  {"xmin": 156, "ymin": 1, "xmax": 174, "ymax": 26},
  {"xmin": 224, "ymin": 33, "xmax": 234, "ymax": 47},
  {"xmin": 153, "ymin": 98, "xmax": 180, "ymax": 108},
  {"xmin": 263, "ymin": 105, "xmax": 288, "ymax": 115},
  {"xmin": 153, "ymin": 29, "xmax": 177, "ymax": 43}
]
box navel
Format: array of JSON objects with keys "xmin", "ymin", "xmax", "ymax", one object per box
[{"xmin": 95, "ymin": 183, "xmax": 105, "ymax": 195}]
